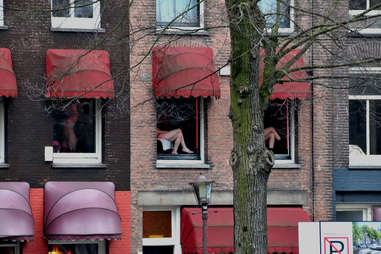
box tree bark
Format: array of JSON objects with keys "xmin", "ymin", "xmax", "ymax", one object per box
[{"xmin": 225, "ymin": 1, "xmax": 274, "ymax": 253}]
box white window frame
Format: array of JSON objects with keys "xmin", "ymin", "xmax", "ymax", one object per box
[
  {"xmin": 271, "ymin": 101, "xmax": 296, "ymax": 166},
  {"xmin": 156, "ymin": 98, "xmax": 207, "ymax": 168},
  {"xmin": 349, "ymin": 94, "xmax": 381, "ymax": 167},
  {"xmin": 260, "ymin": 0, "xmax": 295, "ymax": 34},
  {"xmin": 0, "ymin": 242, "xmax": 20, "ymax": 254},
  {"xmin": 349, "ymin": 0, "xmax": 381, "ymax": 35},
  {"xmin": 336, "ymin": 204, "xmax": 373, "ymax": 221},
  {"xmin": 0, "ymin": 102, "xmax": 4, "ymax": 164},
  {"xmin": 142, "ymin": 207, "xmax": 181, "ymax": 254},
  {"xmin": 51, "ymin": 0, "xmax": 101, "ymax": 30},
  {"xmin": 156, "ymin": 0, "xmax": 205, "ymax": 33},
  {"xmin": 0, "ymin": 0, "xmax": 4, "ymax": 26},
  {"xmin": 51, "ymin": 101, "xmax": 102, "ymax": 166},
  {"xmin": 48, "ymin": 240, "xmax": 106, "ymax": 254}
]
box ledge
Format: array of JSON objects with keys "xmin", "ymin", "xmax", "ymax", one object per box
[
  {"xmin": 273, "ymin": 163, "xmax": 302, "ymax": 169},
  {"xmin": 52, "ymin": 163, "xmax": 107, "ymax": 169},
  {"xmin": 156, "ymin": 27, "xmax": 209, "ymax": 36},
  {"xmin": 0, "ymin": 163, "xmax": 9, "ymax": 168},
  {"xmin": 0, "ymin": 25, "xmax": 8, "ymax": 30},
  {"xmin": 50, "ymin": 27, "xmax": 106, "ymax": 33},
  {"xmin": 156, "ymin": 161, "xmax": 210, "ymax": 169},
  {"xmin": 348, "ymin": 31, "xmax": 381, "ymax": 38},
  {"xmin": 348, "ymin": 165, "xmax": 381, "ymax": 169}
]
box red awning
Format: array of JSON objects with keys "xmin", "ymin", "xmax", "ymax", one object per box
[
  {"xmin": 0, "ymin": 48, "xmax": 17, "ymax": 97},
  {"xmin": 181, "ymin": 207, "xmax": 310, "ymax": 254},
  {"xmin": 260, "ymin": 48, "xmax": 310, "ymax": 100},
  {"xmin": 46, "ymin": 49, "xmax": 115, "ymax": 99},
  {"xmin": 152, "ymin": 47, "xmax": 221, "ymax": 98}
]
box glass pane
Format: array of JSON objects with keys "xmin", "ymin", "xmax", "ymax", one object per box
[
  {"xmin": 156, "ymin": 98, "xmax": 200, "ymax": 158},
  {"xmin": 143, "ymin": 246, "xmax": 174, "ymax": 254},
  {"xmin": 156, "ymin": 0, "xmax": 199, "ymax": 26},
  {"xmin": 350, "ymin": 0, "xmax": 366, "ymax": 10},
  {"xmin": 349, "ymin": 100, "xmax": 367, "ymax": 154},
  {"xmin": 264, "ymin": 100, "xmax": 291, "ymax": 158},
  {"xmin": 371, "ymin": 0, "xmax": 381, "ymax": 10},
  {"xmin": 258, "ymin": 0, "xmax": 291, "ymax": 29},
  {"xmin": 369, "ymin": 100, "xmax": 381, "ymax": 155},
  {"xmin": 336, "ymin": 211, "xmax": 363, "ymax": 221},
  {"xmin": 52, "ymin": 101, "xmax": 95, "ymax": 153},
  {"xmin": 143, "ymin": 211, "xmax": 172, "ymax": 238},
  {"xmin": 52, "ymin": 0, "xmax": 70, "ymax": 17},
  {"xmin": 0, "ymin": 247, "xmax": 15, "ymax": 254},
  {"xmin": 74, "ymin": 0, "xmax": 93, "ymax": 18},
  {"xmin": 49, "ymin": 244, "xmax": 98, "ymax": 254}
]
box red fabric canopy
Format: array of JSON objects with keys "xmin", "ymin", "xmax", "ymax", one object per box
[
  {"xmin": 46, "ymin": 49, "xmax": 115, "ymax": 99},
  {"xmin": 181, "ymin": 207, "xmax": 310, "ymax": 254},
  {"xmin": 260, "ymin": 48, "xmax": 310, "ymax": 100},
  {"xmin": 152, "ymin": 47, "xmax": 220, "ymax": 98},
  {"xmin": 0, "ymin": 48, "xmax": 17, "ymax": 97}
]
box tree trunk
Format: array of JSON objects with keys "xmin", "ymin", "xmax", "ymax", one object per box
[{"xmin": 225, "ymin": 1, "xmax": 274, "ymax": 253}]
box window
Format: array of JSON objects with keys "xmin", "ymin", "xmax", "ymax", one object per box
[
  {"xmin": 51, "ymin": 0, "xmax": 101, "ymax": 31},
  {"xmin": 142, "ymin": 208, "xmax": 181, "ymax": 254},
  {"xmin": 48, "ymin": 240, "xmax": 106, "ymax": 254},
  {"xmin": 264, "ymin": 99, "xmax": 295, "ymax": 163},
  {"xmin": 156, "ymin": 98, "xmax": 207, "ymax": 168},
  {"xmin": 0, "ymin": 0, "xmax": 4, "ymax": 26},
  {"xmin": 258, "ymin": 0, "xmax": 294, "ymax": 33},
  {"xmin": 0, "ymin": 242, "xmax": 20, "ymax": 254},
  {"xmin": 50, "ymin": 100, "xmax": 102, "ymax": 165},
  {"xmin": 336, "ymin": 204, "xmax": 373, "ymax": 221},
  {"xmin": 349, "ymin": 0, "xmax": 381, "ymax": 34},
  {"xmin": 0, "ymin": 101, "xmax": 4, "ymax": 164},
  {"xmin": 156, "ymin": 0, "xmax": 204, "ymax": 29}
]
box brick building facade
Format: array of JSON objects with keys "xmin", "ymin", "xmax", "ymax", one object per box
[
  {"xmin": 129, "ymin": 0, "xmax": 329, "ymax": 253},
  {"xmin": 0, "ymin": 1, "xmax": 130, "ymax": 253}
]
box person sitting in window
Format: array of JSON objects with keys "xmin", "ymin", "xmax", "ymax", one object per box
[
  {"xmin": 264, "ymin": 126, "xmax": 281, "ymax": 150},
  {"xmin": 157, "ymin": 128, "xmax": 194, "ymax": 155},
  {"xmin": 62, "ymin": 103, "xmax": 80, "ymax": 152}
]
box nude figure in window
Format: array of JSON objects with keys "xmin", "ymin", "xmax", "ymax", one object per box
[
  {"xmin": 157, "ymin": 128, "xmax": 194, "ymax": 155},
  {"xmin": 264, "ymin": 127, "xmax": 281, "ymax": 149}
]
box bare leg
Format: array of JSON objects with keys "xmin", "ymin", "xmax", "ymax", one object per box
[
  {"xmin": 264, "ymin": 127, "xmax": 281, "ymax": 149},
  {"xmin": 159, "ymin": 129, "xmax": 193, "ymax": 154}
]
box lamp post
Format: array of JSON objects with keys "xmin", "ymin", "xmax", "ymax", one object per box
[{"xmin": 190, "ymin": 174, "xmax": 214, "ymax": 254}]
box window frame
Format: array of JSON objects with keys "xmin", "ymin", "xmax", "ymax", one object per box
[
  {"xmin": 156, "ymin": 98, "xmax": 207, "ymax": 168},
  {"xmin": 267, "ymin": 100, "xmax": 296, "ymax": 165},
  {"xmin": 50, "ymin": 0, "xmax": 102, "ymax": 31},
  {"xmin": 0, "ymin": 102, "xmax": 4, "ymax": 164},
  {"xmin": 48, "ymin": 240, "xmax": 106, "ymax": 254},
  {"xmin": 336, "ymin": 204, "xmax": 373, "ymax": 221},
  {"xmin": 142, "ymin": 207, "xmax": 181, "ymax": 254},
  {"xmin": 0, "ymin": 0, "xmax": 4, "ymax": 27},
  {"xmin": 156, "ymin": 0, "xmax": 205, "ymax": 32},
  {"xmin": 349, "ymin": 94, "xmax": 381, "ymax": 167},
  {"xmin": 349, "ymin": 0, "xmax": 381, "ymax": 35},
  {"xmin": 0, "ymin": 242, "xmax": 20, "ymax": 254},
  {"xmin": 260, "ymin": 0, "xmax": 295, "ymax": 34},
  {"xmin": 51, "ymin": 100, "xmax": 102, "ymax": 166}
]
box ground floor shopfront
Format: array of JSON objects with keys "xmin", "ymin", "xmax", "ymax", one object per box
[
  {"xmin": 137, "ymin": 190, "xmax": 310, "ymax": 254},
  {"xmin": 0, "ymin": 182, "xmax": 130, "ymax": 254}
]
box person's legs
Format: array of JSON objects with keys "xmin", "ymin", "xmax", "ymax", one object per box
[
  {"xmin": 160, "ymin": 128, "xmax": 193, "ymax": 154},
  {"xmin": 264, "ymin": 127, "xmax": 281, "ymax": 149}
]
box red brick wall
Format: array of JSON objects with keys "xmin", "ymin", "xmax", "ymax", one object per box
[{"xmin": 22, "ymin": 189, "xmax": 130, "ymax": 254}]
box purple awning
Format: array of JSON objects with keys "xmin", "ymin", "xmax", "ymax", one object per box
[
  {"xmin": 44, "ymin": 182, "xmax": 122, "ymax": 240},
  {"xmin": 0, "ymin": 182, "xmax": 34, "ymax": 241}
]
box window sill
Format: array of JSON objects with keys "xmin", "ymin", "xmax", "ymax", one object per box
[
  {"xmin": 0, "ymin": 163, "xmax": 9, "ymax": 168},
  {"xmin": 348, "ymin": 30, "xmax": 381, "ymax": 37},
  {"xmin": 51, "ymin": 27, "xmax": 105, "ymax": 33},
  {"xmin": 156, "ymin": 27, "xmax": 208, "ymax": 36},
  {"xmin": 52, "ymin": 163, "xmax": 107, "ymax": 169},
  {"xmin": 0, "ymin": 25, "xmax": 8, "ymax": 30},
  {"xmin": 349, "ymin": 164, "xmax": 381, "ymax": 169},
  {"xmin": 273, "ymin": 162, "xmax": 301, "ymax": 169},
  {"xmin": 156, "ymin": 160, "xmax": 210, "ymax": 169}
]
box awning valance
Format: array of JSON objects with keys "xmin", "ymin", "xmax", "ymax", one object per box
[
  {"xmin": 44, "ymin": 182, "xmax": 121, "ymax": 240},
  {"xmin": 260, "ymin": 48, "xmax": 310, "ymax": 100},
  {"xmin": 152, "ymin": 47, "xmax": 221, "ymax": 98},
  {"xmin": 0, "ymin": 182, "xmax": 34, "ymax": 241},
  {"xmin": 0, "ymin": 48, "xmax": 17, "ymax": 97},
  {"xmin": 181, "ymin": 207, "xmax": 310, "ymax": 254},
  {"xmin": 46, "ymin": 49, "xmax": 115, "ymax": 99}
]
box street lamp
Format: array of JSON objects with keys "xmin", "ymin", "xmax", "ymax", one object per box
[{"xmin": 190, "ymin": 174, "xmax": 214, "ymax": 254}]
